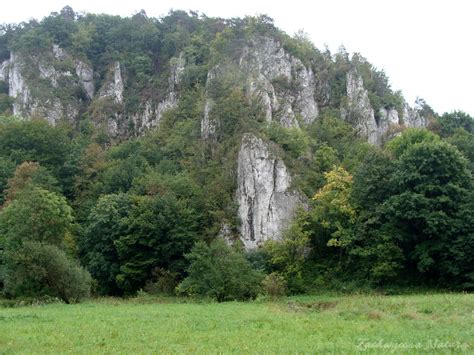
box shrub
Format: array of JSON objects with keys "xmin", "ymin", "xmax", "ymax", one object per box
[
  {"xmin": 177, "ymin": 239, "xmax": 263, "ymax": 301},
  {"xmin": 144, "ymin": 268, "xmax": 179, "ymax": 296},
  {"xmin": 261, "ymin": 273, "xmax": 287, "ymax": 298},
  {"xmin": 2, "ymin": 241, "xmax": 92, "ymax": 303}
]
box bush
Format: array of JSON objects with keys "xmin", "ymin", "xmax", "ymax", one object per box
[
  {"xmin": 261, "ymin": 273, "xmax": 287, "ymax": 298},
  {"xmin": 2, "ymin": 241, "xmax": 92, "ymax": 303},
  {"xmin": 176, "ymin": 239, "xmax": 263, "ymax": 301},
  {"xmin": 144, "ymin": 268, "xmax": 179, "ymax": 296}
]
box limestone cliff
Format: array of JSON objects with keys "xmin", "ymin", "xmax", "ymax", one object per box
[
  {"xmin": 201, "ymin": 37, "xmax": 319, "ymax": 139},
  {"xmin": 342, "ymin": 68, "xmax": 426, "ymax": 145},
  {"xmin": 131, "ymin": 53, "xmax": 185, "ymax": 134},
  {"xmin": 236, "ymin": 133, "xmax": 304, "ymax": 249},
  {"xmin": 0, "ymin": 46, "xmax": 184, "ymax": 136},
  {"xmin": 0, "ymin": 47, "xmax": 92, "ymax": 125}
]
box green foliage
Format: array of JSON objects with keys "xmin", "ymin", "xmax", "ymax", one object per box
[
  {"xmin": 0, "ymin": 183, "xmax": 91, "ymax": 302},
  {"xmin": 264, "ymin": 214, "xmax": 310, "ymax": 293},
  {"xmin": 0, "ymin": 187, "xmax": 73, "ymax": 248},
  {"xmin": 261, "ymin": 272, "xmax": 287, "ymax": 298},
  {"xmin": 265, "ymin": 123, "xmax": 309, "ymax": 160},
  {"xmin": 386, "ymin": 128, "xmax": 439, "ymax": 158},
  {"xmin": 0, "ymin": 157, "xmax": 15, "ymax": 205},
  {"xmin": 80, "ymin": 193, "xmax": 132, "ymax": 295},
  {"xmin": 352, "ymin": 149, "xmax": 394, "ymax": 210},
  {"xmin": 1, "ymin": 8, "xmax": 472, "ymax": 296},
  {"xmin": 436, "ymin": 111, "xmax": 474, "ymax": 137},
  {"xmin": 4, "ymin": 161, "xmax": 60, "ymax": 202},
  {"xmin": 384, "ymin": 140, "xmax": 472, "ymax": 281},
  {"xmin": 447, "ymin": 128, "xmax": 474, "ymax": 172},
  {"xmin": 0, "ymin": 120, "xmax": 73, "ymax": 193},
  {"xmin": 115, "ymin": 193, "xmax": 201, "ymax": 294},
  {"xmin": 311, "ymin": 167, "xmax": 356, "ymax": 252},
  {"xmin": 177, "ymin": 239, "xmax": 263, "ymax": 301},
  {"xmin": 2, "ymin": 241, "xmax": 91, "ymax": 303}
]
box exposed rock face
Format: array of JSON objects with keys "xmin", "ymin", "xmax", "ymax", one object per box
[
  {"xmin": 0, "ymin": 47, "xmax": 94, "ymax": 124},
  {"xmin": 201, "ymin": 37, "xmax": 319, "ymax": 139},
  {"xmin": 8, "ymin": 52, "xmax": 33, "ymax": 117},
  {"xmin": 75, "ymin": 61, "xmax": 94, "ymax": 99},
  {"xmin": 343, "ymin": 69, "xmax": 426, "ymax": 145},
  {"xmin": 99, "ymin": 61, "xmax": 124, "ymax": 104},
  {"xmin": 403, "ymin": 102, "xmax": 425, "ymax": 128},
  {"xmin": 240, "ymin": 37, "xmax": 319, "ymax": 127},
  {"xmin": 200, "ymin": 98, "xmax": 216, "ymax": 140},
  {"xmin": 236, "ymin": 133, "xmax": 303, "ymax": 249},
  {"xmin": 0, "ymin": 59, "xmax": 9, "ymax": 82},
  {"xmin": 132, "ymin": 54, "xmax": 185, "ymax": 134},
  {"xmin": 342, "ymin": 69, "xmax": 379, "ymax": 144}
]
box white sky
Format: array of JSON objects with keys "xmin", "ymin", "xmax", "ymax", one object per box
[{"xmin": 1, "ymin": 0, "xmax": 473, "ymax": 115}]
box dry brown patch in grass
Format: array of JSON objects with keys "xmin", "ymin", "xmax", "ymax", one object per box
[
  {"xmin": 367, "ymin": 311, "xmax": 383, "ymax": 320},
  {"xmin": 287, "ymin": 300, "xmax": 338, "ymax": 312},
  {"xmin": 401, "ymin": 311, "xmax": 421, "ymax": 320}
]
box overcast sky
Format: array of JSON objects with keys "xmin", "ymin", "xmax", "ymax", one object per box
[{"xmin": 1, "ymin": 0, "xmax": 473, "ymax": 115}]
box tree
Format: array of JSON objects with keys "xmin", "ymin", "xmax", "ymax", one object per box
[
  {"xmin": 386, "ymin": 128, "xmax": 439, "ymax": 158},
  {"xmin": 2, "ymin": 241, "xmax": 91, "ymax": 303},
  {"xmin": 80, "ymin": 193, "xmax": 132, "ymax": 295},
  {"xmin": 384, "ymin": 140, "xmax": 472, "ymax": 282},
  {"xmin": 310, "ymin": 166, "xmax": 356, "ymax": 263},
  {"xmin": 447, "ymin": 128, "xmax": 474, "ymax": 172},
  {"xmin": 436, "ymin": 111, "xmax": 474, "ymax": 137},
  {"xmin": 0, "ymin": 157, "xmax": 15, "ymax": 205},
  {"xmin": 0, "ymin": 187, "xmax": 73, "ymax": 248},
  {"xmin": 0, "ymin": 120, "xmax": 72, "ymax": 192},
  {"xmin": 4, "ymin": 161, "xmax": 59, "ymax": 203},
  {"xmin": 350, "ymin": 149, "xmax": 403, "ymax": 283},
  {"xmin": 177, "ymin": 239, "xmax": 263, "ymax": 301},
  {"xmin": 114, "ymin": 193, "xmax": 200, "ymax": 294},
  {"xmin": 264, "ymin": 213, "xmax": 310, "ymax": 293},
  {"xmin": 0, "ymin": 187, "xmax": 91, "ymax": 301}
]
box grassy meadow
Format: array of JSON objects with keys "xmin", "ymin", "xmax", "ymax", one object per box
[{"xmin": 0, "ymin": 293, "xmax": 472, "ymax": 354}]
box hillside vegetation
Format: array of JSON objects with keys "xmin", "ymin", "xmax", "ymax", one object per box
[{"xmin": 0, "ymin": 8, "xmax": 473, "ymax": 303}]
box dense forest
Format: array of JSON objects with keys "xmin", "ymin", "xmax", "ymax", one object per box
[{"xmin": 0, "ymin": 7, "xmax": 473, "ymax": 303}]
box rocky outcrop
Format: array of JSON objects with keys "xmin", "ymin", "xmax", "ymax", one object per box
[
  {"xmin": 402, "ymin": 102, "xmax": 425, "ymax": 128},
  {"xmin": 75, "ymin": 61, "xmax": 94, "ymax": 99},
  {"xmin": 8, "ymin": 52, "xmax": 33, "ymax": 117},
  {"xmin": 236, "ymin": 134, "xmax": 303, "ymax": 249},
  {"xmin": 240, "ymin": 37, "xmax": 319, "ymax": 127},
  {"xmin": 342, "ymin": 69, "xmax": 426, "ymax": 145},
  {"xmin": 0, "ymin": 59, "xmax": 9, "ymax": 82},
  {"xmin": 200, "ymin": 98, "xmax": 216, "ymax": 140},
  {"xmin": 131, "ymin": 54, "xmax": 185, "ymax": 134},
  {"xmin": 99, "ymin": 61, "xmax": 124, "ymax": 104},
  {"xmin": 342, "ymin": 69, "xmax": 379, "ymax": 144},
  {"xmin": 201, "ymin": 37, "xmax": 319, "ymax": 139},
  {"xmin": 0, "ymin": 47, "xmax": 95, "ymax": 124}
]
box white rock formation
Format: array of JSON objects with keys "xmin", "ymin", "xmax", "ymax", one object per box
[
  {"xmin": 75, "ymin": 60, "xmax": 94, "ymax": 99},
  {"xmin": 0, "ymin": 46, "xmax": 94, "ymax": 124},
  {"xmin": 8, "ymin": 52, "xmax": 33, "ymax": 117},
  {"xmin": 342, "ymin": 69, "xmax": 379, "ymax": 144},
  {"xmin": 403, "ymin": 102, "xmax": 425, "ymax": 128},
  {"xmin": 0, "ymin": 59, "xmax": 9, "ymax": 82},
  {"xmin": 99, "ymin": 61, "xmax": 124, "ymax": 104},
  {"xmin": 200, "ymin": 98, "xmax": 216, "ymax": 140},
  {"xmin": 240, "ymin": 37, "xmax": 318, "ymax": 127},
  {"xmin": 236, "ymin": 134, "xmax": 303, "ymax": 249},
  {"xmin": 202, "ymin": 36, "xmax": 319, "ymax": 139},
  {"xmin": 343, "ymin": 69, "xmax": 426, "ymax": 145},
  {"xmin": 132, "ymin": 55, "xmax": 185, "ymax": 134}
]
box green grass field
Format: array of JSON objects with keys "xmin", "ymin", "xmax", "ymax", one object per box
[{"xmin": 0, "ymin": 293, "xmax": 472, "ymax": 353}]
